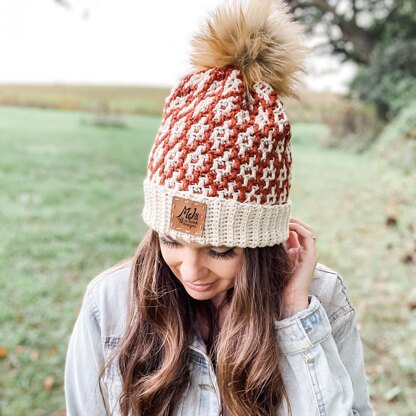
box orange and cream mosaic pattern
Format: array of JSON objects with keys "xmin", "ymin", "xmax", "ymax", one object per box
[{"xmin": 142, "ymin": 66, "xmax": 293, "ymax": 248}]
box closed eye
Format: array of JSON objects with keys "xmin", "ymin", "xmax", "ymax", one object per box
[{"xmin": 159, "ymin": 237, "xmax": 237, "ymax": 260}]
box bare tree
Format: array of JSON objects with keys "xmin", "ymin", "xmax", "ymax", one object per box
[{"xmin": 286, "ymin": 0, "xmax": 413, "ymax": 65}]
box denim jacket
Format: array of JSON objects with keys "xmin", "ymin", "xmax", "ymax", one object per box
[{"xmin": 64, "ymin": 261, "xmax": 374, "ymax": 416}]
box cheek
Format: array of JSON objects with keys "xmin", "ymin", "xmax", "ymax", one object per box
[
  {"xmin": 159, "ymin": 247, "xmax": 177, "ymax": 269},
  {"xmin": 210, "ymin": 255, "xmax": 243, "ymax": 281},
  {"xmin": 212, "ymin": 262, "xmax": 234, "ymax": 279}
]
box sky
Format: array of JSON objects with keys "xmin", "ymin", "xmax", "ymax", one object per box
[{"xmin": 0, "ymin": 0, "xmax": 356, "ymax": 93}]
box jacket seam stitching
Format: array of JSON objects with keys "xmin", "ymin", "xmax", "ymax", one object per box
[
  {"xmin": 331, "ymin": 308, "xmax": 356, "ymax": 340},
  {"xmin": 337, "ymin": 274, "xmax": 353, "ymax": 308},
  {"xmin": 87, "ymin": 264, "xmax": 132, "ymax": 293},
  {"xmin": 329, "ymin": 304, "xmax": 354, "ymax": 325},
  {"xmin": 86, "ymin": 290, "xmax": 101, "ymax": 325},
  {"xmin": 304, "ymin": 349, "xmax": 326, "ymax": 416},
  {"xmin": 315, "ymin": 265, "xmax": 338, "ymax": 276}
]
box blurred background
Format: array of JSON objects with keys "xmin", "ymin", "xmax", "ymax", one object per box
[{"xmin": 0, "ymin": 0, "xmax": 415, "ymax": 415}]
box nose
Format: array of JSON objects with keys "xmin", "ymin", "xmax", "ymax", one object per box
[{"xmin": 179, "ymin": 247, "xmax": 209, "ymax": 282}]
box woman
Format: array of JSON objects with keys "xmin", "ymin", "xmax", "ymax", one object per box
[{"xmin": 65, "ymin": 0, "xmax": 374, "ymax": 415}]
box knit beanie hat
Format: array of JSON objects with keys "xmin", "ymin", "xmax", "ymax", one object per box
[{"xmin": 142, "ymin": 0, "xmax": 306, "ymax": 248}]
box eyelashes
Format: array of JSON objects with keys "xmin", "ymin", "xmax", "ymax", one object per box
[{"xmin": 159, "ymin": 237, "xmax": 237, "ymax": 260}]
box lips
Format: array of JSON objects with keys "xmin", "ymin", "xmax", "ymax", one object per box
[{"xmin": 185, "ymin": 281, "xmax": 215, "ymax": 292}]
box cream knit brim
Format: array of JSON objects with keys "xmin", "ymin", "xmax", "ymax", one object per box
[{"xmin": 142, "ymin": 179, "xmax": 291, "ymax": 248}]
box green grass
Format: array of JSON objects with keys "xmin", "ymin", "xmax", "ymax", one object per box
[
  {"xmin": 0, "ymin": 84, "xmax": 171, "ymax": 116},
  {"xmin": 0, "ymin": 84, "xmax": 344, "ymax": 123},
  {"xmin": 1, "ymin": 106, "xmax": 415, "ymax": 415}
]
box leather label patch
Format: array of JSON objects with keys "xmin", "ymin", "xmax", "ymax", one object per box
[{"xmin": 170, "ymin": 197, "xmax": 206, "ymax": 236}]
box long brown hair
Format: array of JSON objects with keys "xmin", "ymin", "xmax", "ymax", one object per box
[{"xmin": 101, "ymin": 228, "xmax": 293, "ymax": 415}]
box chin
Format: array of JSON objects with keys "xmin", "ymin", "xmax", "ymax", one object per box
[{"xmin": 185, "ymin": 289, "xmax": 217, "ymax": 301}]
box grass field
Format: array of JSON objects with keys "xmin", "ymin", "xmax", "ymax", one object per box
[
  {"xmin": 0, "ymin": 84, "xmax": 344, "ymax": 123},
  {"xmin": 0, "ymin": 84, "xmax": 171, "ymax": 116},
  {"xmin": 1, "ymin": 105, "xmax": 415, "ymax": 415}
]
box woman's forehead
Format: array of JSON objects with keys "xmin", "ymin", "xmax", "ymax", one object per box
[{"xmin": 158, "ymin": 233, "xmax": 232, "ymax": 250}]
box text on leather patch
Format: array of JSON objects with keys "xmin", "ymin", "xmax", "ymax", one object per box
[{"xmin": 170, "ymin": 197, "xmax": 206, "ymax": 236}]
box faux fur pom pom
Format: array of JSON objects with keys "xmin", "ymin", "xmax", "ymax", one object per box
[{"xmin": 190, "ymin": 0, "xmax": 307, "ymax": 98}]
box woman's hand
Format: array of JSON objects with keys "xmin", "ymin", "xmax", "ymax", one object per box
[{"xmin": 281, "ymin": 217, "xmax": 318, "ymax": 319}]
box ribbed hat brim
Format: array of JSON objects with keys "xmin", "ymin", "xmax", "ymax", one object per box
[{"xmin": 142, "ymin": 179, "xmax": 291, "ymax": 248}]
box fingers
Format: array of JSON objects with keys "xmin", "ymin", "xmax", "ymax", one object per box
[
  {"xmin": 289, "ymin": 217, "xmax": 316, "ymax": 245},
  {"xmin": 287, "ymin": 230, "xmax": 301, "ymax": 248},
  {"xmin": 288, "ymin": 222, "xmax": 316, "ymax": 253},
  {"xmin": 289, "ymin": 217, "xmax": 314, "ymax": 234},
  {"xmin": 285, "ymin": 217, "xmax": 317, "ymax": 255},
  {"xmin": 289, "ymin": 222, "xmax": 312, "ymax": 238}
]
